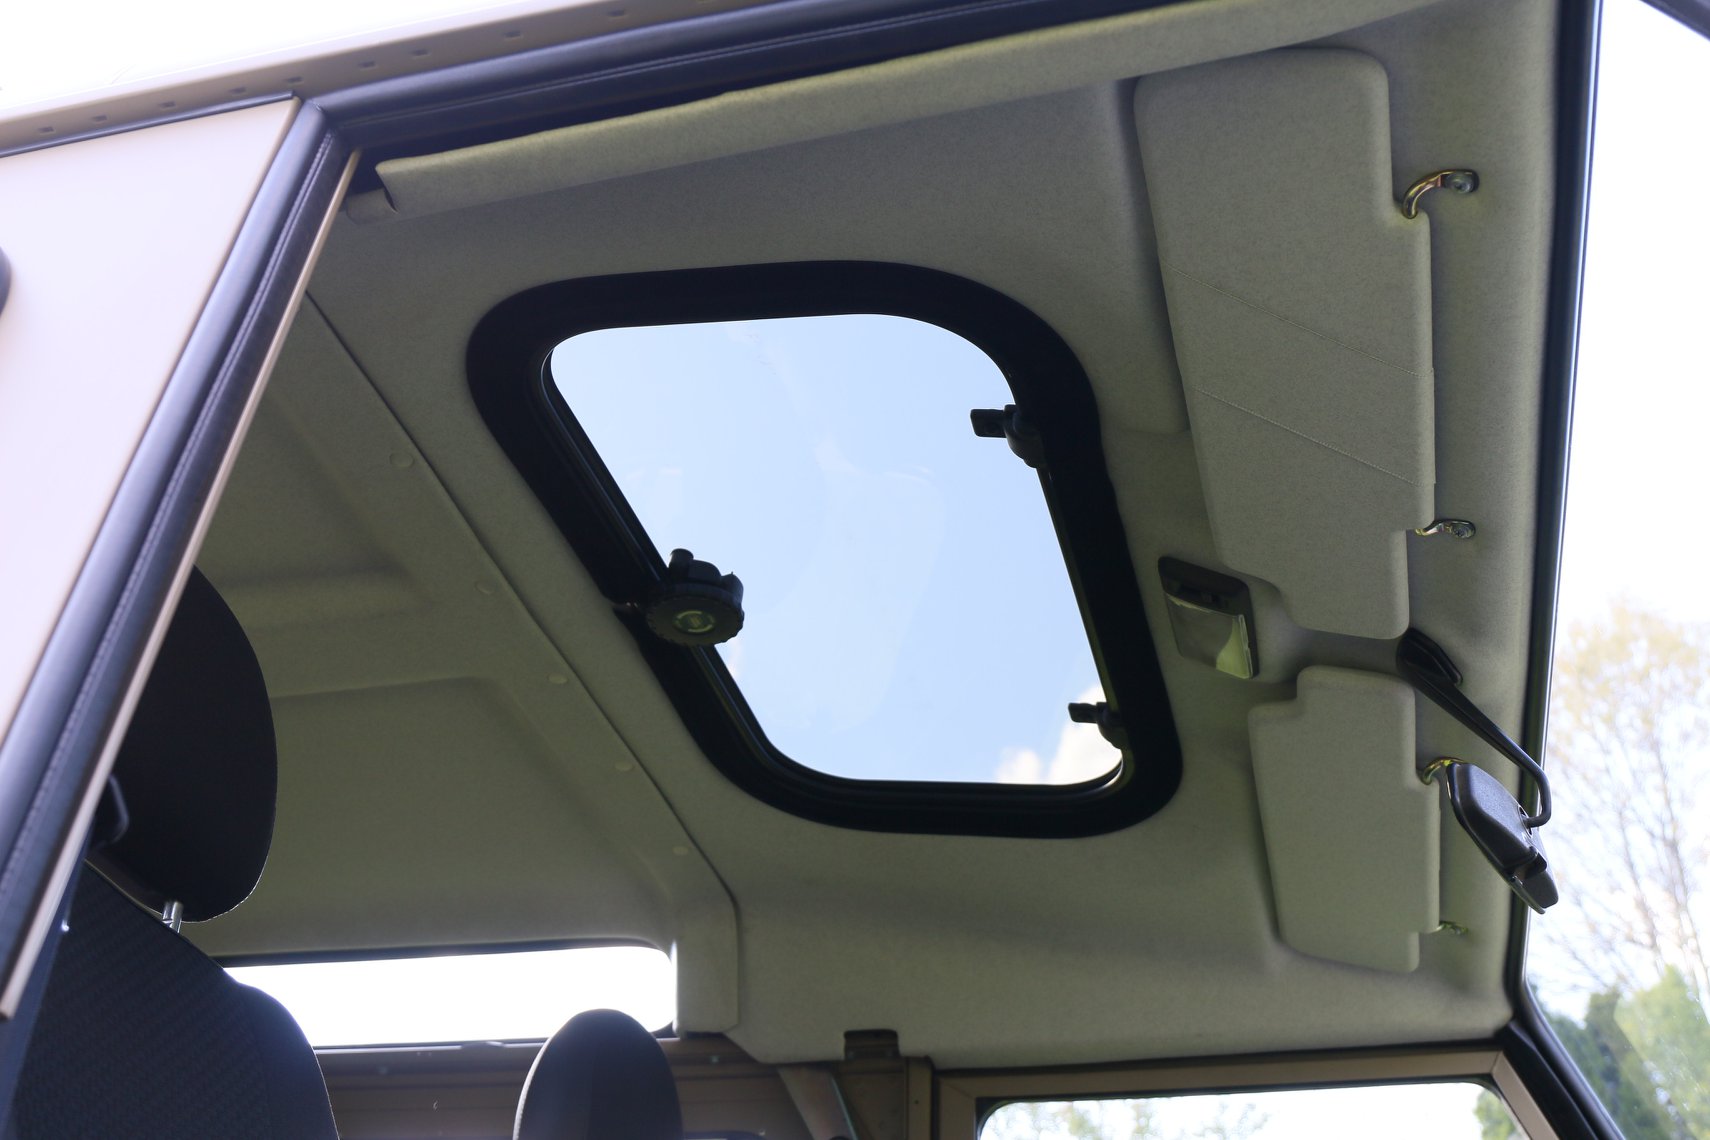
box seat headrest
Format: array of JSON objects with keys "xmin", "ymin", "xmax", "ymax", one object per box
[
  {"xmin": 514, "ymin": 1010, "xmax": 682, "ymax": 1140},
  {"xmin": 87, "ymin": 568, "xmax": 276, "ymax": 922}
]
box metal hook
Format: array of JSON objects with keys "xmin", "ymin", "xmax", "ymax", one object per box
[
  {"xmin": 1418, "ymin": 756, "xmax": 1462, "ymax": 787},
  {"xmin": 1414, "ymin": 518, "xmax": 1476, "ymax": 539},
  {"xmin": 1402, "ymin": 169, "xmax": 1479, "ymax": 219}
]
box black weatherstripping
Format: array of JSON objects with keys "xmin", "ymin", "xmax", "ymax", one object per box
[
  {"xmin": 1502, "ymin": 0, "xmax": 1620, "ymax": 1136},
  {"xmin": 1644, "ymin": 0, "xmax": 1710, "ymax": 38},
  {"xmin": 469, "ymin": 263, "xmax": 1182, "ymax": 837},
  {"xmin": 1499, "ymin": 1012, "xmax": 1621, "ymax": 1140},
  {"xmin": 321, "ymin": 0, "xmax": 1193, "ymax": 178}
]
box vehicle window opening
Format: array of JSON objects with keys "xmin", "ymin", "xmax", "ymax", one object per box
[
  {"xmin": 225, "ymin": 944, "xmax": 674, "ymax": 1048},
  {"xmin": 467, "ymin": 263, "xmax": 1184, "ymax": 837},
  {"xmin": 550, "ymin": 313, "xmax": 1113, "ymax": 787},
  {"xmin": 980, "ymin": 1082, "xmax": 1524, "ymax": 1139},
  {"xmin": 1527, "ymin": 0, "xmax": 1710, "ymax": 1135}
]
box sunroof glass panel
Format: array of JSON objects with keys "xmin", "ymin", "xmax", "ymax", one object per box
[{"xmin": 551, "ymin": 314, "xmax": 1114, "ymax": 785}]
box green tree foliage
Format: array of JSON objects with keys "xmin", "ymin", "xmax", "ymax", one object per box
[
  {"xmin": 1474, "ymin": 1089, "xmax": 1516, "ymax": 1140},
  {"xmin": 1547, "ymin": 993, "xmax": 1678, "ymax": 1139},
  {"xmin": 1624, "ymin": 969, "xmax": 1710, "ymax": 1132}
]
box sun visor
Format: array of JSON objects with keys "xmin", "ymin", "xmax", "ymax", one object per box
[
  {"xmin": 1248, "ymin": 666, "xmax": 1439, "ymax": 972},
  {"xmin": 1135, "ymin": 50, "xmax": 1434, "ymax": 638}
]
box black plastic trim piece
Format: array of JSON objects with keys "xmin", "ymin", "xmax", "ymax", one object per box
[
  {"xmin": 0, "ymin": 105, "xmax": 348, "ymax": 1010},
  {"xmin": 468, "ymin": 262, "xmax": 1182, "ymax": 837},
  {"xmin": 1517, "ymin": 0, "xmax": 1600, "ymax": 831},
  {"xmin": 1399, "ymin": 629, "xmax": 1552, "ymax": 827},
  {"xmin": 1498, "ymin": 1010, "xmax": 1621, "ymax": 1140},
  {"xmin": 317, "ymin": 0, "xmax": 1187, "ymax": 175},
  {"xmin": 1644, "ymin": 0, "xmax": 1710, "ymax": 38},
  {"xmin": 1501, "ymin": 0, "xmax": 1614, "ymax": 1137},
  {"xmin": 217, "ymin": 935, "xmax": 657, "ymax": 969},
  {"xmin": 1509, "ymin": 0, "xmax": 1598, "ymax": 979}
]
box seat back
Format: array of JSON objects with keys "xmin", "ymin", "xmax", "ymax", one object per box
[
  {"xmin": 515, "ymin": 1009, "xmax": 683, "ymax": 1140},
  {"xmin": 8, "ymin": 570, "xmax": 337, "ymax": 1139}
]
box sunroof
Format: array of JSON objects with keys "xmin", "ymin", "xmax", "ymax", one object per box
[
  {"xmin": 471, "ymin": 262, "xmax": 1181, "ymax": 835},
  {"xmin": 551, "ymin": 315, "xmax": 1115, "ymax": 785}
]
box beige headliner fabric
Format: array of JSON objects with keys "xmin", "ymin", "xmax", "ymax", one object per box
[
  {"xmin": 1250, "ymin": 667, "xmax": 1439, "ymax": 972},
  {"xmin": 368, "ymin": 0, "xmax": 1441, "ymax": 222},
  {"xmin": 194, "ymin": 304, "xmax": 740, "ymax": 1030},
  {"xmin": 1136, "ymin": 51, "xmax": 1435, "ymax": 639},
  {"xmin": 199, "ymin": 0, "xmax": 1561, "ymax": 1068}
]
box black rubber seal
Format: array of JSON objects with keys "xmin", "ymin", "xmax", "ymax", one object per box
[
  {"xmin": 1499, "ymin": 1010, "xmax": 1622, "ymax": 1140},
  {"xmin": 0, "ymin": 106, "xmax": 348, "ymax": 1005},
  {"xmin": 1508, "ymin": 0, "xmax": 1598, "ymax": 986},
  {"xmin": 1499, "ymin": 1, "xmax": 1621, "ymax": 1137},
  {"xmin": 468, "ymin": 262, "xmax": 1181, "ymax": 837},
  {"xmin": 1643, "ymin": 0, "xmax": 1710, "ymax": 38},
  {"xmin": 318, "ymin": 0, "xmax": 1190, "ymax": 186}
]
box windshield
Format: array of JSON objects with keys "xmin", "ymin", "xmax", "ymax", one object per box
[{"xmin": 1527, "ymin": 1, "xmax": 1710, "ymax": 1134}]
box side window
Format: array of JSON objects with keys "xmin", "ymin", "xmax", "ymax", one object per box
[
  {"xmin": 1530, "ymin": 0, "xmax": 1710, "ymax": 1136},
  {"xmin": 981, "ymin": 1084, "xmax": 1523, "ymax": 1139},
  {"xmin": 225, "ymin": 944, "xmax": 672, "ymax": 1047}
]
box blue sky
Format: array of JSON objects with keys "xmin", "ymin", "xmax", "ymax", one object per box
[{"xmin": 555, "ymin": 315, "xmax": 1113, "ymax": 785}]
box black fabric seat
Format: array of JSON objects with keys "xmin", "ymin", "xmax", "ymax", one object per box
[
  {"xmin": 514, "ymin": 1009, "xmax": 683, "ymax": 1140},
  {"xmin": 8, "ymin": 570, "xmax": 337, "ymax": 1139}
]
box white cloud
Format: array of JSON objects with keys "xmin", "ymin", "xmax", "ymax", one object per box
[{"xmin": 994, "ymin": 686, "xmax": 1116, "ymax": 786}]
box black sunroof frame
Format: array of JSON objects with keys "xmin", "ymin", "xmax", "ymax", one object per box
[{"xmin": 468, "ymin": 261, "xmax": 1180, "ymax": 837}]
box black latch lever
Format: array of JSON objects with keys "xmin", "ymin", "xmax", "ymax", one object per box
[{"xmin": 970, "ymin": 405, "xmax": 1045, "ymax": 469}]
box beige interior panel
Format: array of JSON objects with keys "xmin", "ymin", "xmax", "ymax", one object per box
[
  {"xmin": 192, "ymin": 303, "xmax": 740, "ymax": 1030},
  {"xmin": 369, "ymin": 0, "xmax": 1441, "ymax": 227},
  {"xmin": 343, "ymin": 82, "xmax": 1187, "ymax": 439},
  {"xmin": 191, "ymin": 0, "xmax": 1561, "ymax": 1068},
  {"xmin": 1136, "ymin": 50, "xmax": 1435, "ymax": 639},
  {"xmin": 1249, "ymin": 666, "xmax": 1439, "ymax": 972},
  {"xmin": 0, "ymin": 100, "xmax": 294, "ymax": 752}
]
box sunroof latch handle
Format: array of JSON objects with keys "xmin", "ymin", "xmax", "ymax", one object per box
[
  {"xmin": 644, "ymin": 549, "xmax": 745, "ymax": 647},
  {"xmin": 970, "ymin": 405, "xmax": 1045, "ymax": 469},
  {"xmin": 1067, "ymin": 701, "xmax": 1128, "ymax": 753}
]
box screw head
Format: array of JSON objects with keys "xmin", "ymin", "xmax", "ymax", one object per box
[{"xmin": 671, "ymin": 608, "xmax": 718, "ymax": 636}]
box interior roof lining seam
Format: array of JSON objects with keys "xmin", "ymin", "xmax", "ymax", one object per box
[
  {"xmin": 387, "ymin": 0, "xmax": 1065, "ymax": 126},
  {"xmin": 1190, "ymin": 386, "xmax": 1430, "ymax": 488},
  {"xmin": 292, "ymin": 293, "xmax": 724, "ymax": 868},
  {"xmin": 1162, "ymin": 261, "xmax": 1430, "ymax": 380}
]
